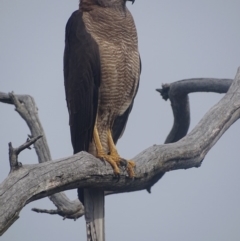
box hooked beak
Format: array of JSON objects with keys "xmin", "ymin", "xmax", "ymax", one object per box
[{"xmin": 128, "ymin": 0, "xmax": 135, "ymax": 4}]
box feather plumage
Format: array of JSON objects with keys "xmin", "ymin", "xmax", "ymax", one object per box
[{"xmin": 64, "ymin": 2, "xmax": 140, "ymax": 240}]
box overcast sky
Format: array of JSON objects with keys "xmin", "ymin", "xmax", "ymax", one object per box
[{"xmin": 1, "ymin": 0, "xmax": 240, "ymax": 240}]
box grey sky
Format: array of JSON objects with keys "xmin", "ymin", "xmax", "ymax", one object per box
[{"xmin": 1, "ymin": 0, "xmax": 240, "ymax": 240}]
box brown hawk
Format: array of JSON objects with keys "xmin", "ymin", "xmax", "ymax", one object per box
[{"xmin": 64, "ymin": 0, "xmax": 140, "ymax": 239}]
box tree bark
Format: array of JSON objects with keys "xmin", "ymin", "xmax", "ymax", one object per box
[
  {"xmin": 156, "ymin": 78, "xmax": 233, "ymax": 143},
  {"xmin": 0, "ymin": 68, "xmax": 239, "ymax": 236},
  {"xmin": 0, "ymin": 92, "xmax": 85, "ymax": 221}
]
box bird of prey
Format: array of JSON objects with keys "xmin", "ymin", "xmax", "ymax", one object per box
[{"xmin": 64, "ymin": 0, "xmax": 140, "ymax": 239}]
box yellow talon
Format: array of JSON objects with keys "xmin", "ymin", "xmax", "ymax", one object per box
[
  {"xmin": 126, "ymin": 160, "xmax": 135, "ymax": 178},
  {"xmin": 93, "ymin": 126, "xmax": 135, "ymax": 177}
]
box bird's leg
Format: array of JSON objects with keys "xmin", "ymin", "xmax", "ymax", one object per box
[
  {"xmin": 107, "ymin": 129, "xmax": 135, "ymax": 178},
  {"xmin": 93, "ymin": 126, "xmax": 120, "ymax": 176}
]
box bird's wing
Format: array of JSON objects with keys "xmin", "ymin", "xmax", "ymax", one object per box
[
  {"xmin": 112, "ymin": 57, "xmax": 141, "ymax": 144},
  {"xmin": 64, "ymin": 10, "xmax": 101, "ymax": 154}
]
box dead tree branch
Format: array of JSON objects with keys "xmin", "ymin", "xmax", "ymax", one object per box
[
  {"xmin": 0, "ymin": 92, "xmax": 84, "ymax": 220},
  {"xmin": 0, "ymin": 67, "xmax": 240, "ymax": 235},
  {"xmin": 0, "ymin": 78, "xmax": 233, "ymax": 219},
  {"xmin": 156, "ymin": 78, "xmax": 233, "ymax": 143},
  {"xmin": 8, "ymin": 136, "xmax": 42, "ymax": 172},
  {"xmin": 154, "ymin": 78, "xmax": 233, "ymax": 181}
]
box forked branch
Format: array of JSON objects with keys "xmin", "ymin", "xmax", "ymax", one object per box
[
  {"xmin": 8, "ymin": 136, "xmax": 42, "ymax": 171},
  {"xmin": 0, "ymin": 68, "xmax": 239, "ymax": 236},
  {"xmin": 0, "ymin": 92, "xmax": 85, "ymax": 221},
  {"xmin": 156, "ymin": 78, "xmax": 233, "ymax": 143}
]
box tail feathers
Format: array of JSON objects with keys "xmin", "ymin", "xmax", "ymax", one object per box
[
  {"xmin": 84, "ymin": 189, "xmax": 105, "ymax": 241},
  {"xmin": 86, "ymin": 222, "xmax": 98, "ymax": 241}
]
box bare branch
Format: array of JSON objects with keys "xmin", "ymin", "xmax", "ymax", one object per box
[
  {"xmin": 32, "ymin": 194, "xmax": 84, "ymax": 220},
  {"xmin": 0, "ymin": 92, "xmax": 84, "ymax": 219},
  {"xmin": 0, "ymin": 78, "xmax": 234, "ymax": 220},
  {"xmin": 1, "ymin": 67, "xmax": 240, "ymax": 236},
  {"xmin": 156, "ymin": 78, "xmax": 233, "ymax": 143},
  {"xmin": 32, "ymin": 208, "xmax": 64, "ymax": 215},
  {"xmin": 0, "ymin": 92, "xmax": 27, "ymax": 105},
  {"xmin": 31, "ymin": 207, "xmax": 82, "ymax": 221},
  {"xmin": 14, "ymin": 136, "xmax": 42, "ymax": 155},
  {"xmin": 153, "ymin": 78, "xmax": 234, "ymax": 182},
  {"xmin": 8, "ymin": 136, "xmax": 42, "ymax": 172}
]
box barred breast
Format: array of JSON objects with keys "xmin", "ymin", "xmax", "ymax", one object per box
[{"xmin": 82, "ymin": 6, "xmax": 140, "ymax": 124}]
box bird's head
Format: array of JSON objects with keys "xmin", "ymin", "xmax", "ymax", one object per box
[
  {"xmin": 126, "ymin": 0, "xmax": 135, "ymax": 4},
  {"xmin": 80, "ymin": 0, "xmax": 135, "ymax": 10},
  {"xmin": 95, "ymin": 0, "xmax": 135, "ymax": 7}
]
